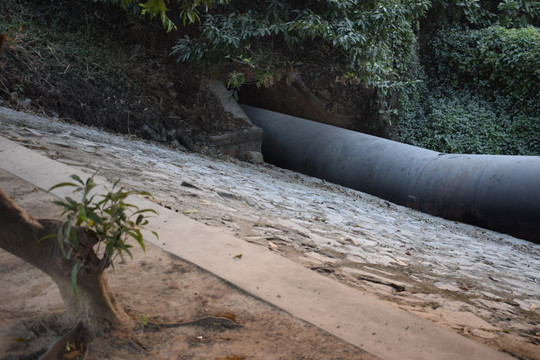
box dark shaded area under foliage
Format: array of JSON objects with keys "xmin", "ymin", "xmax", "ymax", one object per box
[{"xmin": 0, "ymin": 0, "xmax": 247, "ymax": 152}]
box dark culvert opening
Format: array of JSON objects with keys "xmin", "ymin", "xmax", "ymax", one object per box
[{"xmin": 236, "ymin": 73, "xmax": 384, "ymax": 136}]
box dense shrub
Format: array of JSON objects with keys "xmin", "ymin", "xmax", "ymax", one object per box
[
  {"xmin": 171, "ymin": 0, "xmax": 431, "ymax": 92},
  {"xmin": 392, "ymin": 25, "xmax": 540, "ymax": 155},
  {"xmin": 424, "ymin": 0, "xmax": 540, "ymax": 28},
  {"xmin": 424, "ymin": 26, "xmax": 540, "ymax": 115},
  {"xmin": 393, "ymin": 77, "xmax": 540, "ymax": 155}
]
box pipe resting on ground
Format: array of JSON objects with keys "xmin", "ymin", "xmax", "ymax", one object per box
[{"xmin": 241, "ymin": 105, "xmax": 540, "ymax": 244}]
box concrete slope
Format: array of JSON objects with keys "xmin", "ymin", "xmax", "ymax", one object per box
[{"xmin": 0, "ymin": 136, "xmax": 515, "ymax": 360}]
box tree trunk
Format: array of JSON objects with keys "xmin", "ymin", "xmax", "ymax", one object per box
[{"xmin": 0, "ymin": 187, "xmax": 133, "ymax": 334}]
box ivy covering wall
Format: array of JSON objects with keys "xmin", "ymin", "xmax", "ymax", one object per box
[{"xmin": 393, "ymin": 26, "xmax": 540, "ymax": 155}]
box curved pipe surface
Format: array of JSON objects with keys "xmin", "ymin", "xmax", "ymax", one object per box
[{"xmin": 241, "ymin": 105, "xmax": 540, "ymax": 244}]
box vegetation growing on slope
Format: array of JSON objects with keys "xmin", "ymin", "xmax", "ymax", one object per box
[
  {"xmin": 392, "ymin": 3, "xmax": 539, "ymax": 155},
  {"xmin": 1, "ymin": 0, "xmax": 538, "ymax": 154},
  {"xmin": 171, "ymin": 0, "xmax": 430, "ymax": 94},
  {"xmin": 0, "ymin": 0, "xmax": 248, "ymax": 151}
]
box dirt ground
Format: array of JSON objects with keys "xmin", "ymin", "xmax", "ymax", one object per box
[{"xmin": 0, "ymin": 170, "xmax": 379, "ymax": 360}]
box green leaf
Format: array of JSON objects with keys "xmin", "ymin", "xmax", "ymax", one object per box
[
  {"xmin": 130, "ymin": 229, "xmax": 146, "ymax": 252},
  {"xmin": 39, "ymin": 233, "xmax": 57, "ymax": 243},
  {"xmin": 70, "ymin": 174, "xmax": 84, "ymax": 185},
  {"xmin": 117, "ymin": 242, "xmax": 134, "ymax": 259},
  {"xmin": 48, "ymin": 182, "xmax": 78, "ymax": 192},
  {"xmin": 134, "ymin": 208, "xmax": 158, "ymax": 215},
  {"xmin": 86, "ymin": 210, "xmax": 103, "ymax": 225},
  {"xmin": 69, "ymin": 228, "xmax": 79, "ymax": 249},
  {"xmin": 57, "ymin": 223, "xmax": 67, "ymax": 258}
]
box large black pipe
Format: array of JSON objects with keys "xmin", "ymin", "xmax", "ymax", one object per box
[{"xmin": 241, "ymin": 105, "xmax": 540, "ymax": 244}]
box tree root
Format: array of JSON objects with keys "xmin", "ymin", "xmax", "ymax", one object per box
[
  {"xmin": 0, "ymin": 316, "xmax": 241, "ymax": 360},
  {"xmin": 0, "ymin": 348, "xmax": 47, "ymax": 360},
  {"xmin": 145, "ymin": 316, "xmax": 243, "ymax": 332},
  {"xmin": 0, "ymin": 321, "xmax": 88, "ymax": 360},
  {"xmin": 38, "ymin": 321, "xmax": 88, "ymax": 360}
]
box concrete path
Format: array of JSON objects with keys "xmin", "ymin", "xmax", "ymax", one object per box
[{"xmin": 0, "ymin": 135, "xmax": 515, "ymax": 360}]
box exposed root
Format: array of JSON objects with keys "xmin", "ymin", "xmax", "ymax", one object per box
[
  {"xmin": 144, "ymin": 316, "xmax": 243, "ymax": 332},
  {"xmin": 38, "ymin": 321, "xmax": 88, "ymax": 360}
]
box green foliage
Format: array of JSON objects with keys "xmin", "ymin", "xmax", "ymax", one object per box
[
  {"xmin": 425, "ymin": 26, "xmax": 540, "ymax": 116},
  {"xmin": 227, "ymin": 70, "xmax": 246, "ymax": 101},
  {"xmin": 444, "ymin": 0, "xmax": 539, "ymax": 27},
  {"xmin": 139, "ymin": 314, "xmax": 149, "ymax": 330},
  {"xmin": 225, "ymin": 54, "xmax": 292, "ymax": 100},
  {"xmin": 93, "ymin": 0, "xmax": 226, "ymax": 30},
  {"xmin": 393, "ymin": 74, "xmax": 540, "ymax": 155},
  {"xmin": 47, "ymin": 174, "xmax": 158, "ymax": 296},
  {"xmin": 394, "ymin": 24, "xmax": 539, "ymax": 155},
  {"xmin": 171, "ymin": 0, "xmax": 431, "ymax": 92}
]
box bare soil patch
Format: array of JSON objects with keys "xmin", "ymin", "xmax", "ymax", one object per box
[{"xmin": 0, "ymin": 170, "xmax": 377, "ymax": 360}]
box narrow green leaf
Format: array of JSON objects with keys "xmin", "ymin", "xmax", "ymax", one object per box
[
  {"xmin": 70, "ymin": 174, "xmax": 84, "ymax": 185},
  {"xmin": 52, "ymin": 200, "xmax": 70, "ymax": 208},
  {"xmin": 131, "ymin": 229, "xmax": 146, "ymax": 252},
  {"xmin": 86, "ymin": 210, "xmax": 103, "ymax": 225},
  {"xmin": 39, "ymin": 233, "xmax": 57, "ymax": 243},
  {"xmin": 48, "ymin": 182, "xmax": 78, "ymax": 192},
  {"xmin": 134, "ymin": 208, "xmax": 158, "ymax": 215},
  {"xmin": 69, "ymin": 228, "xmax": 79, "ymax": 249},
  {"xmin": 57, "ymin": 224, "xmax": 67, "ymax": 258}
]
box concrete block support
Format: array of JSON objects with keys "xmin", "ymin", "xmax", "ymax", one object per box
[{"xmin": 206, "ymin": 81, "xmax": 263, "ymax": 161}]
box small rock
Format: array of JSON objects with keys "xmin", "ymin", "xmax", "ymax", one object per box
[
  {"xmin": 181, "ymin": 181, "xmax": 201, "ymax": 190},
  {"xmin": 243, "ymin": 151, "xmax": 264, "ymax": 164},
  {"xmin": 141, "ymin": 124, "xmax": 164, "ymax": 142},
  {"xmin": 317, "ymin": 89, "xmax": 332, "ymax": 101},
  {"xmin": 20, "ymin": 98, "xmax": 32, "ymax": 107},
  {"xmin": 167, "ymin": 128, "xmax": 177, "ymax": 141}
]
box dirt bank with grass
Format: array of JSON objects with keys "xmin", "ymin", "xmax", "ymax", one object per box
[{"xmin": 0, "ymin": 0, "xmax": 250, "ymax": 154}]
